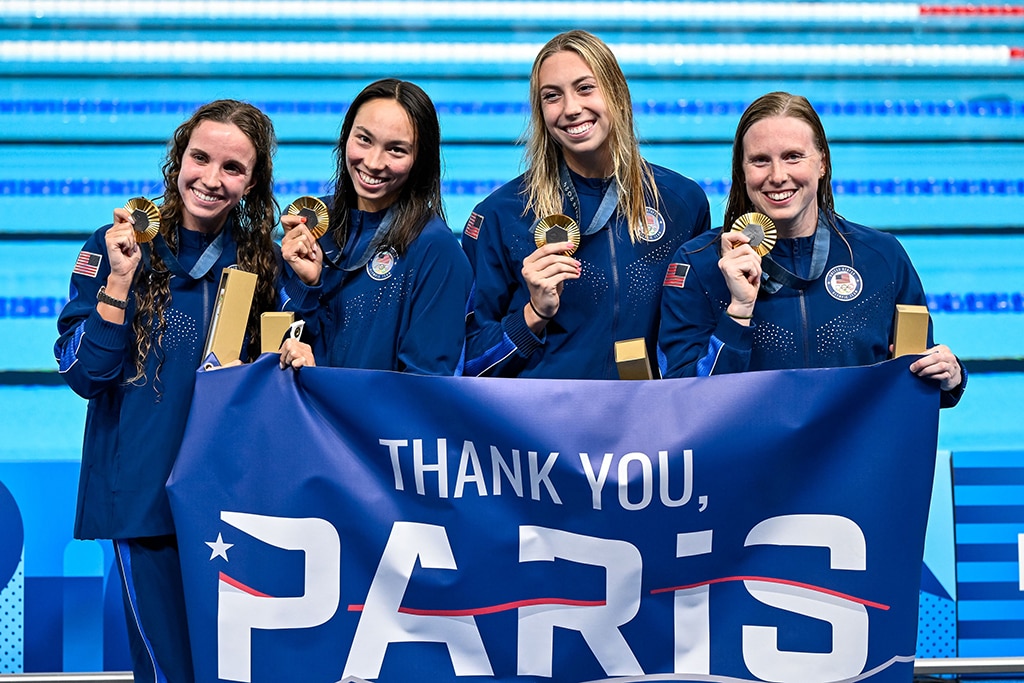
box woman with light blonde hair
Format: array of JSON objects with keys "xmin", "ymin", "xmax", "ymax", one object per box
[{"xmin": 461, "ymin": 29, "xmax": 710, "ymax": 378}]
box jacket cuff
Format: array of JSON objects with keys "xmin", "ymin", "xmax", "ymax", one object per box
[
  {"xmin": 83, "ymin": 309, "xmax": 131, "ymax": 350},
  {"xmin": 282, "ymin": 268, "xmax": 324, "ymax": 313},
  {"xmin": 714, "ymin": 311, "xmax": 756, "ymax": 350},
  {"xmin": 503, "ymin": 306, "xmax": 544, "ymax": 357}
]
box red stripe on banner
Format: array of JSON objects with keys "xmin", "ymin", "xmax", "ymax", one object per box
[
  {"xmin": 650, "ymin": 575, "xmax": 891, "ymax": 611},
  {"xmin": 1012, "ymin": 47, "xmax": 1024, "ymax": 59},
  {"xmin": 348, "ymin": 597, "xmax": 606, "ymax": 615},
  {"xmin": 920, "ymin": 4, "xmax": 1024, "ymax": 15},
  {"xmin": 219, "ymin": 571, "xmax": 272, "ymax": 598}
]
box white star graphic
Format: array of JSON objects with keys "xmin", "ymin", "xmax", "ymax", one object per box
[{"xmin": 205, "ymin": 533, "xmax": 234, "ymax": 561}]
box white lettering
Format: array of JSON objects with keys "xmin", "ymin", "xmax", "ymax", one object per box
[
  {"xmin": 517, "ymin": 526, "xmax": 643, "ymax": 677},
  {"xmin": 455, "ymin": 441, "xmax": 487, "ymax": 498},
  {"xmin": 379, "ymin": 439, "xmax": 407, "ymax": 491},
  {"xmin": 742, "ymin": 515, "xmax": 868, "ymax": 682},
  {"xmin": 344, "ymin": 522, "xmax": 493, "ymax": 679},
  {"xmin": 660, "ymin": 449, "xmax": 693, "ymax": 507},
  {"xmin": 579, "ymin": 453, "xmax": 613, "ymax": 510},
  {"xmin": 674, "ymin": 530, "xmax": 714, "ymax": 674},
  {"xmin": 414, "ymin": 438, "xmax": 448, "ymax": 498},
  {"xmin": 217, "ymin": 512, "xmax": 340, "ymax": 683},
  {"xmin": 491, "ymin": 446, "xmax": 524, "ymax": 497},
  {"xmin": 528, "ymin": 451, "xmax": 561, "ymax": 504},
  {"xmin": 618, "ymin": 452, "xmax": 653, "ymax": 511}
]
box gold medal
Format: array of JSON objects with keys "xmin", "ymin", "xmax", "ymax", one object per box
[
  {"xmin": 730, "ymin": 212, "xmax": 777, "ymax": 257},
  {"xmin": 124, "ymin": 197, "xmax": 160, "ymax": 243},
  {"xmin": 534, "ymin": 214, "xmax": 581, "ymax": 254},
  {"xmin": 286, "ymin": 196, "xmax": 330, "ymax": 239}
]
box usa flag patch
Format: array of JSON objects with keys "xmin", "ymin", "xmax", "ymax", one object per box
[
  {"xmin": 463, "ymin": 212, "xmax": 483, "ymax": 240},
  {"xmin": 663, "ymin": 263, "xmax": 689, "ymax": 288},
  {"xmin": 73, "ymin": 251, "xmax": 102, "ymax": 278}
]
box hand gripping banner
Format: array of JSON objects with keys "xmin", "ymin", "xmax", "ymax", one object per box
[{"xmin": 167, "ymin": 355, "xmax": 940, "ymax": 683}]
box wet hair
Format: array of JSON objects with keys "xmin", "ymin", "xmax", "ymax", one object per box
[
  {"xmin": 130, "ymin": 99, "xmax": 280, "ymax": 384},
  {"xmin": 523, "ymin": 29, "xmax": 659, "ymax": 242},
  {"xmin": 328, "ymin": 78, "xmax": 444, "ymax": 255},
  {"xmin": 723, "ymin": 91, "xmax": 835, "ymax": 231}
]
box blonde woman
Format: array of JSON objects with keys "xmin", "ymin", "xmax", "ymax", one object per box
[{"xmin": 461, "ymin": 30, "xmax": 710, "ymax": 378}]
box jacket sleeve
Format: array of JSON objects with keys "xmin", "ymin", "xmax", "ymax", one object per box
[
  {"xmin": 279, "ymin": 259, "xmax": 327, "ymax": 338},
  {"xmin": 54, "ymin": 228, "xmax": 134, "ymax": 399},
  {"xmin": 397, "ymin": 225, "xmax": 474, "ymax": 375},
  {"xmin": 460, "ymin": 202, "xmax": 545, "ymax": 377},
  {"xmin": 659, "ymin": 246, "xmax": 755, "ymax": 378}
]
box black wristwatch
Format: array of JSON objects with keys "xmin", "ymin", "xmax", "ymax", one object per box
[{"xmin": 97, "ymin": 286, "xmax": 129, "ymax": 310}]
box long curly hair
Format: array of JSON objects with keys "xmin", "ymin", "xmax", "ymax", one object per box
[
  {"xmin": 327, "ymin": 78, "xmax": 444, "ymax": 256},
  {"xmin": 130, "ymin": 99, "xmax": 279, "ymax": 384},
  {"xmin": 724, "ymin": 91, "xmax": 836, "ymax": 231},
  {"xmin": 523, "ymin": 30, "xmax": 659, "ymax": 242}
]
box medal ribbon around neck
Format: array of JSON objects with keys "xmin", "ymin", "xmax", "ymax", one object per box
[
  {"xmin": 557, "ymin": 159, "xmax": 620, "ymax": 237},
  {"xmin": 144, "ymin": 223, "xmax": 229, "ymax": 281},
  {"xmin": 323, "ymin": 206, "xmax": 397, "ymax": 273},
  {"xmin": 128, "ymin": 194, "xmax": 231, "ymax": 280},
  {"xmin": 759, "ymin": 217, "xmax": 832, "ymax": 293}
]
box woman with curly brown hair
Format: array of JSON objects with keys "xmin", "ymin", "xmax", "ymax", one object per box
[{"xmin": 54, "ymin": 99, "xmax": 280, "ymax": 682}]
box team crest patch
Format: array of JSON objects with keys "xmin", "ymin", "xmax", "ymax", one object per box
[
  {"xmin": 663, "ymin": 263, "xmax": 690, "ymax": 288},
  {"xmin": 367, "ymin": 247, "xmax": 399, "ymax": 281},
  {"xmin": 825, "ymin": 265, "xmax": 863, "ymax": 301},
  {"xmin": 463, "ymin": 212, "xmax": 483, "ymax": 240},
  {"xmin": 640, "ymin": 207, "xmax": 666, "ymax": 242}
]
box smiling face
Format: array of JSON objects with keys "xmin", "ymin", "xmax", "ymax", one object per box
[
  {"xmin": 537, "ymin": 50, "xmax": 613, "ymax": 178},
  {"xmin": 741, "ymin": 115, "xmax": 826, "ymax": 238},
  {"xmin": 176, "ymin": 120, "xmax": 257, "ymax": 234},
  {"xmin": 344, "ymin": 97, "xmax": 417, "ymax": 213}
]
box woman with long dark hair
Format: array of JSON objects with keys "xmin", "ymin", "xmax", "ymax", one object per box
[{"xmin": 278, "ymin": 78, "xmax": 471, "ymax": 373}]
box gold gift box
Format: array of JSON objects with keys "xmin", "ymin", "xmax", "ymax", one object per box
[
  {"xmin": 615, "ymin": 338, "xmax": 654, "ymax": 380},
  {"xmin": 202, "ymin": 268, "xmax": 258, "ymax": 365},
  {"xmin": 260, "ymin": 312, "xmax": 295, "ymax": 354},
  {"xmin": 892, "ymin": 304, "xmax": 930, "ymax": 358}
]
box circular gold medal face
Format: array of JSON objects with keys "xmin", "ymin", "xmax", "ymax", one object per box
[
  {"xmin": 286, "ymin": 196, "xmax": 330, "ymax": 239},
  {"xmin": 124, "ymin": 197, "xmax": 160, "ymax": 243},
  {"xmin": 730, "ymin": 212, "xmax": 777, "ymax": 257},
  {"xmin": 534, "ymin": 214, "xmax": 581, "ymax": 254}
]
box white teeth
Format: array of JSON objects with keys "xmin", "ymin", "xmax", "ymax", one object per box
[
  {"xmin": 566, "ymin": 122, "xmax": 593, "ymax": 135},
  {"xmin": 358, "ymin": 171, "xmax": 385, "ymax": 186},
  {"xmin": 191, "ymin": 187, "xmax": 218, "ymax": 202},
  {"xmin": 767, "ymin": 191, "xmax": 794, "ymax": 201}
]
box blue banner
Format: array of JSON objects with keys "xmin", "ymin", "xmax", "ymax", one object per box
[{"xmin": 167, "ymin": 355, "xmax": 940, "ymax": 683}]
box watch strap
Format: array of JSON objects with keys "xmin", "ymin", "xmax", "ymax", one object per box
[{"xmin": 97, "ymin": 285, "xmax": 129, "ymax": 310}]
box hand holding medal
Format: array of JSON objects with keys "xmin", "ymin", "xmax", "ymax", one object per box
[
  {"xmin": 286, "ymin": 196, "xmax": 330, "ymax": 239},
  {"xmin": 123, "ymin": 197, "xmax": 161, "ymax": 243},
  {"xmin": 534, "ymin": 214, "xmax": 581, "ymax": 255},
  {"xmin": 728, "ymin": 212, "xmax": 777, "ymax": 256}
]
